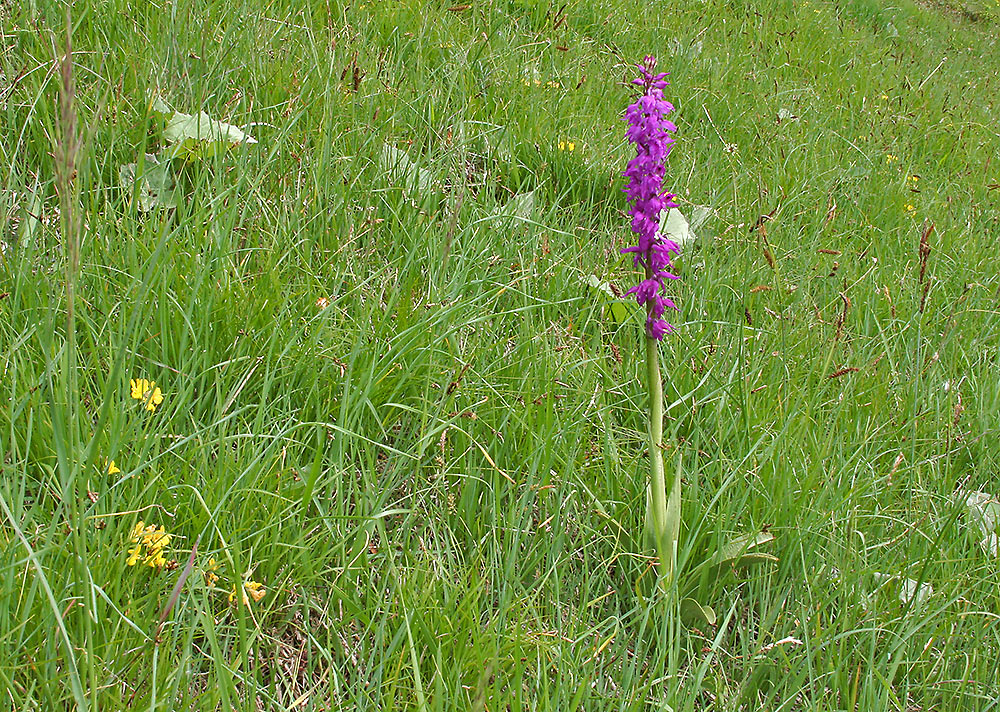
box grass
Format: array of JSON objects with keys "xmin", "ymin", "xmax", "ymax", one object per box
[{"xmin": 3, "ymin": 0, "xmax": 1000, "ymax": 709}]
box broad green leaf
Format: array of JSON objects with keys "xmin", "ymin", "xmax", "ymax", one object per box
[
  {"xmin": 493, "ymin": 191, "xmax": 536, "ymax": 232},
  {"xmin": 161, "ymin": 108, "xmax": 257, "ymax": 160},
  {"xmin": 714, "ymin": 532, "xmax": 775, "ymax": 565},
  {"xmin": 119, "ymin": 154, "xmax": 177, "ymax": 211},
  {"xmin": 659, "ymin": 207, "xmax": 697, "ymax": 249},
  {"xmin": 708, "ymin": 531, "xmax": 777, "ymax": 579},
  {"xmin": 608, "ymin": 301, "xmax": 629, "ymax": 324},
  {"xmin": 583, "ymin": 275, "xmax": 632, "ymax": 325},
  {"xmin": 19, "ymin": 178, "xmax": 43, "ymax": 245},
  {"xmin": 663, "ymin": 452, "xmax": 683, "ymax": 573},
  {"xmin": 381, "ymin": 143, "xmax": 435, "ymax": 193},
  {"xmin": 732, "ymin": 552, "xmax": 779, "ymax": 568},
  {"xmin": 505, "ymin": 190, "xmax": 535, "ymax": 220},
  {"xmin": 680, "ymin": 598, "xmax": 717, "ymax": 627},
  {"xmin": 149, "ymin": 96, "xmax": 173, "ymax": 121}
]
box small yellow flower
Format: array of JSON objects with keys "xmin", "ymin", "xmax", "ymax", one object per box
[
  {"xmin": 106, "ymin": 460, "xmax": 121, "ymax": 475},
  {"xmin": 204, "ymin": 557, "xmax": 220, "ymax": 588},
  {"xmin": 229, "ymin": 579, "xmax": 266, "ymax": 606},
  {"xmin": 880, "ymin": 94, "xmax": 889, "ymax": 100},
  {"xmin": 885, "ymin": 154, "xmax": 898, "ymax": 163},
  {"xmin": 558, "ymin": 141, "xmax": 576, "ymax": 152},
  {"xmin": 245, "ymin": 580, "xmax": 266, "ymax": 603},
  {"xmin": 126, "ymin": 545, "xmax": 143, "ymax": 567},
  {"xmin": 126, "ymin": 520, "xmax": 172, "ymax": 570},
  {"xmin": 905, "ymin": 203, "xmax": 916, "ymax": 216},
  {"xmin": 130, "ymin": 378, "xmax": 164, "ymax": 412}
]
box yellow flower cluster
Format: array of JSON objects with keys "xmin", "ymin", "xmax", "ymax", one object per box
[
  {"xmin": 905, "ymin": 203, "xmax": 916, "ymax": 216},
  {"xmin": 558, "ymin": 140, "xmax": 576, "ymax": 152},
  {"xmin": 229, "ymin": 579, "xmax": 266, "ymax": 606},
  {"xmin": 126, "ymin": 521, "xmax": 172, "ymax": 569},
  {"xmin": 130, "ymin": 378, "xmax": 164, "ymax": 412},
  {"xmin": 204, "ymin": 557, "xmax": 220, "ymax": 588},
  {"xmin": 522, "ymin": 79, "xmax": 561, "ymax": 88},
  {"xmin": 885, "ymin": 153, "xmax": 898, "ymax": 163}
]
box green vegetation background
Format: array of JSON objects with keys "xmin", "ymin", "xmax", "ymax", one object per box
[{"xmin": 2, "ymin": 0, "xmax": 999, "ymax": 709}]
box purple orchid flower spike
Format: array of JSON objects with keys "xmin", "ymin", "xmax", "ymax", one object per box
[{"xmin": 621, "ymin": 55, "xmax": 680, "ymax": 340}]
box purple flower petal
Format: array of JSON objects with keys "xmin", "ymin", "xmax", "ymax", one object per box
[{"xmin": 620, "ymin": 55, "xmax": 679, "ymax": 340}]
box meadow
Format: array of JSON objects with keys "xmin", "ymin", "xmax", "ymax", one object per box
[{"xmin": 3, "ymin": 0, "xmax": 1000, "ymax": 709}]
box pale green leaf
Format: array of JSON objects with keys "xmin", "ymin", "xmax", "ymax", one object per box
[
  {"xmin": 381, "ymin": 143, "xmax": 435, "ymax": 193},
  {"xmin": 582, "ymin": 275, "xmax": 632, "ymax": 326},
  {"xmin": 659, "ymin": 207, "xmax": 697, "ymax": 249},
  {"xmin": 119, "ymin": 154, "xmax": 177, "ymax": 211},
  {"xmin": 161, "ymin": 108, "xmax": 257, "ymax": 160},
  {"xmin": 680, "ymin": 598, "xmax": 717, "ymax": 627},
  {"xmin": 150, "ymin": 96, "xmax": 173, "ymax": 121}
]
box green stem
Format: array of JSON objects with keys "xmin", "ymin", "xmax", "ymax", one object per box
[{"xmin": 645, "ymin": 334, "xmax": 671, "ymax": 582}]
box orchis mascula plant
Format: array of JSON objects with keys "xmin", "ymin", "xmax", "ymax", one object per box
[
  {"xmin": 621, "ymin": 58, "xmax": 776, "ymax": 623},
  {"xmin": 621, "ymin": 56, "xmax": 682, "ymax": 586}
]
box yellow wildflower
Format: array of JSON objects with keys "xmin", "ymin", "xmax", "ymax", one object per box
[
  {"xmin": 558, "ymin": 141, "xmax": 576, "ymax": 152},
  {"xmin": 126, "ymin": 545, "xmax": 143, "ymax": 566},
  {"xmin": 126, "ymin": 520, "xmax": 172, "ymax": 570},
  {"xmin": 229, "ymin": 579, "xmax": 266, "ymax": 606},
  {"xmin": 204, "ymin": 557, "xmax": 220, "ymax": 588},
  {"xmin": 130, "ymin": 378, "xmax": 164, "ymax": 412},
  {"xmin": 885, "ymin": 154, "xmax": 898, "ymax": 163},
  {"xmin": 106, "ymin": 460, "xmax": 121, "ymax": 475},
  {"xmin": 905, "ymin": 203, "xmax": 916, "ymax": 216}
]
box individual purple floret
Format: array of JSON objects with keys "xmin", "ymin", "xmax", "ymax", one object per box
[{"xmin": 621, "ymin": 55, "xmax": 679, "ymax": 340}]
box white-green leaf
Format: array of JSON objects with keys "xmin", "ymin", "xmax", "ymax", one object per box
[
  {"xmin": 149, "ymin": 96, "xmax": 174, "ymax": 121},
  {"xmin": 381, "ymin": 143, "xmax": 435, "ymax": 193},
  {"xmin": 582, "ymin": 275, "xmax": 632, "ymax": 325},
  {"xmin": 680, "ymin": 598, "xmax": 717, "ymax": 628},
  {"xmin": 119, "ymin": 154, "xmax": 177, "ymax": 211},
  {"xmin": 961, "ymin": 490, "xmax": 1000, "ymax": 556},
  {"xmin": 584, "ymin": 274, "xmax": 615, "ymax": 299},
  {"xmin": 659, "ymin": 207, "xmax": 698, "ymax": 250},
  {"xmin": 161, "ymin": 108, "xmax": 257, "ymax": 160},
  {"xmin": 504, "ymin": 191, "xmax": 535, "ymax": 221},
  {"xmin": 873, "ymin": 572, "xmax": 933, "ymax": 608},
  {"xmin": 713, "ymin": 532, "xmax": 776, "ymax": 566}
]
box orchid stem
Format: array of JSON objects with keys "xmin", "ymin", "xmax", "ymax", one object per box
[{"xmin": 645, "ymin": 334, "xmax": 672, "ymax": 585}]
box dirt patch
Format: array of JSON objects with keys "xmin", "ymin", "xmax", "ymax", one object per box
[{"xmin": 912, "ymin": 0, "xmax": 990, "ymax": 24}]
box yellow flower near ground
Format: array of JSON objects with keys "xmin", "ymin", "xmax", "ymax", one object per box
[
  {"xmin": 558, "ymin": 141, "xmax": 576, "ymax": 152},
  {"xmin": 229, "ymin": 579, "xmax": 266, "ymax": 606},
  {"xmin": 130, "ymin": 378, "xmax": 164, "ymax": 412},
  {"xmin": 204, "ymin": 557, "xmax": 220, "ymax": 588},
  {"xmin": 126, "ymin": 520, "xmax": 172, "ymax": 569},
  {"xmin": 106, "ymin": 460, "xmax": 121, "ymax": 475}
]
